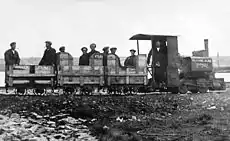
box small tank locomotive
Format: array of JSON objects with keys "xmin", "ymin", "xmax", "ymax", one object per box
[{"xmin": 178, "ymin": 56, "xmax": 226, "ymax": 93}]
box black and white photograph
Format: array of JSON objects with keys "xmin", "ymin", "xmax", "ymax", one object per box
[{"xmin": 0, "ymin": 0, "xmax": 230, "ymax": 140}]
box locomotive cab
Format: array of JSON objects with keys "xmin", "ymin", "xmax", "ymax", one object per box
[{"xmin": 129, "ymin": 34, "xmax": 180, "ymax": 93}]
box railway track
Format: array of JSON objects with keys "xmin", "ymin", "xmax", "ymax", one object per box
[{"xmin": 0, "ymin": 87, "xmax": 227, "ymax": 96}]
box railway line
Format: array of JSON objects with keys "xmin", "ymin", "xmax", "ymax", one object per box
[{"xmin": 0, "ymin": 87, "xmax": 227, "ymax": 96}]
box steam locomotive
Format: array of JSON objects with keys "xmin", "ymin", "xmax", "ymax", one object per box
[{"xmin": 4, "ymin": 34, "xmax": 226, "ymax": 95}]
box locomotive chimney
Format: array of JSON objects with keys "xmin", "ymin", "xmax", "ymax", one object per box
[{"xmin": 204, "ymin": 39, "xmax": 209, "ymax": 57}]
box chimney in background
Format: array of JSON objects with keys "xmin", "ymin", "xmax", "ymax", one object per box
[{"xmin": 204, "ymin": 39, "xmax": 209, "ymax": 57}]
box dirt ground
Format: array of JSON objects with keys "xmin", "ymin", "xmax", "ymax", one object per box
[{"xmin": 0, "ymin": 89, "xmax": 230, "ymax": 141}]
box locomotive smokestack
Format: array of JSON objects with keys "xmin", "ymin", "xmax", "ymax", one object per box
[{"xmin": 204, "ymin": 39, "xmax": 209, "ymax": 57}]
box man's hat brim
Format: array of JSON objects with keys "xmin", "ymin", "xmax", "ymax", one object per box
[
  {"xmin": 45, "ymin": 41, "xmax": 52, "ymax": 45},
  {"xmin": 59, "ymin": 46, "xmax": 65, "ymax": 50},
  {"xmin": 110, "ymin": 47, "xmax": 117, "ymax": 50},
  {"xmin": 90, "ymin": 43, "xmax": 96, "ymax": 47},
  {"xmin": 130, "ymin": 49, "xmax": 136, "ymax": 52},
  {"xmin": 10, "ymin": 42, "xmax": 16, "ymax": 46},
  {"xmin": 81, "ymin": 47, "xmax": 88, "ymax": 51},
  {"xmin": 103, "ymin": 47, "xmax": 109, "ymax": 51}
]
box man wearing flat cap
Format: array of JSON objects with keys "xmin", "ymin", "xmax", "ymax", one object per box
[
  {"xmin": 110, "ymin": 47, "xmax": 124, "ymax": 67},
  {"xmin": 59, "ymin": 46, "xmax": 65, "ymax": 53},
  {"xmin": 4, "ymin": 42, "xmax": 20, "ymax": 86},
  {"xmin": 124, "ymin": 49, "xmax": 137, "ymax": 67},
  {"xmin": 88, "ymin": 43, "xmax": 100, "ymax": 58},
  {"xmin": 56, "ymin": 46, "xmax": 73, "ymax": 66},
  {"xmin": 110, "ymin": 47, "xmax": 117, "ymax": 55},
  {"xmin": 79, "ymin": 47, "xmax": 89, "ymax": 66},
  {"xmin": 39, "ymin": 41, "xmax": 56, "ymax": 65},
  {"xmin": 4, "ymin": 42, "xmax": 20, "ymax": 66}
]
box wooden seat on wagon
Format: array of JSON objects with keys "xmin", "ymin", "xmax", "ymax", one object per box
[
  {"xmin": 107, "ymin": 54, "xmax": 148, "ymax": 85},
  {"xmin": 57, "ymin": 52, "xmax": 104, "ymax": 86},
  {"xmin": 56, "ymin": 52, "xmax": 73, "ymax": 67},
  {"xmin": 107, "ymin": 54, "xmax": 147, "ymax": 74}
]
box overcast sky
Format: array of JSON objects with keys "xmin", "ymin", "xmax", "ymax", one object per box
[{"xmin": 0, "ymin": 0, "xmax": 229, "ymax": 58}]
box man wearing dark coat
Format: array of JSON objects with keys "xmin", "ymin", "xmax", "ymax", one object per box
[
  {"xmin": 147, "ymin": 41, "xmax": 168, "ymax": 85},
  {"xmin": 88, "ymin": 43, "xmax": 100, "ymax": 58},
  {"xmin": 39, "ymin": 41, "xmax": 56, "ymax": 65},
  {"xmin": 124, "ymin": 49, "xmax": 137, "ymax": 67},
  {"xmin": 4, "ymin": 42, "xmax": 20, "ymax": 86},
  {"xmin": 79, "ymin": 47, "xmax": 89, "ymax": 65},
  {"xmin": 4, "ymin": 42, "xmax": 20, "ymax": 65}
]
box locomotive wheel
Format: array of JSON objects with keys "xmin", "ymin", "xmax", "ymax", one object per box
[
  {"xmin": 34, "ymin": 88, "xmax": 45, "ymax": 95},
  {"xmin": 168, "ymin": 87, "xmax": 179, "ymax": 94},
  {"xmin": 138, "ymin": 86, "xmax": 147, "ymax": 93},
  {"xmin": 132, "ymin": 87, "xmax": 139, "ymax": 95},
  {"xmin": 63, "ymin": 87, "xmax": 75, "ymax": 94},
  {"xmin": 198, "ymin": 87, "xmax": 208, "ymax": 93},
  {"xmin": 190, "ymin": 89, "xmax": 198, "ymax": 93},
  {"xmin": 107, "ymin": 87, "xmax": 113, "ymax": 95},
  {"xmin": 179, "ymin": 85, "xmax": 188, "ymax": 94},
  {"xmin": 16, "ymin": 88, "xmax": 26, "ymax": 94},
  {"xmin": 122, "ymin": 87, "xmax": 129, "ymax": 94},
  {"xmin": 146, "ymin": 86, "xmax": 155, "ymax": 93}
]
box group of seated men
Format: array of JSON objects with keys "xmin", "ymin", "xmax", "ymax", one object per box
[
  {"xmin": 4, "ymin": 41, "xmax": 137, "ymax": 68},
  {"xmin": 39, "ymin": 41, "xmax": 137, "ymax": 67},
  {"xmin": 79, "ymin": 43, "xmax": 137, "ymax": 67}
]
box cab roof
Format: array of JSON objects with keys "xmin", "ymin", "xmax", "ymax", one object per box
[{"xmin": 129, "ymin": 34, "xmax": 178, "ymax": 40}]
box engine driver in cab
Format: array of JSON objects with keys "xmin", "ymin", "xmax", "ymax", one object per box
[
  {"xmin": 147, "ymin": 41, "xmax": 160, "ymax": 65},
  {"xmin": 147, "ymin": 40, "xmax": 167, "ymax": 86},
  {"xmin": 124, "ymin": 49, "xmax": 136, "ymax": 67}
]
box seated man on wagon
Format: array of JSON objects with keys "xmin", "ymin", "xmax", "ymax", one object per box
[
  {"xmin": 110, "ymin": 47, "xmax": 117, "ymax": 55},
  {"xmin": 124, "ymin": 49, "xmax": 137, "ymax": 67},
  {"xmin": 56, "ymin": 46, "xmax": 73, "ymax": 66},
  {"xmin": 79, "ymin": 47, "xmax": 90, "ymax": 65},
  {"xmin": 88, "ymin": 43, "xmax": 100, "ymax": 58},
  {"xmin": 110, "ymin": 47, "xmax": 123, "ymax": 67}
]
